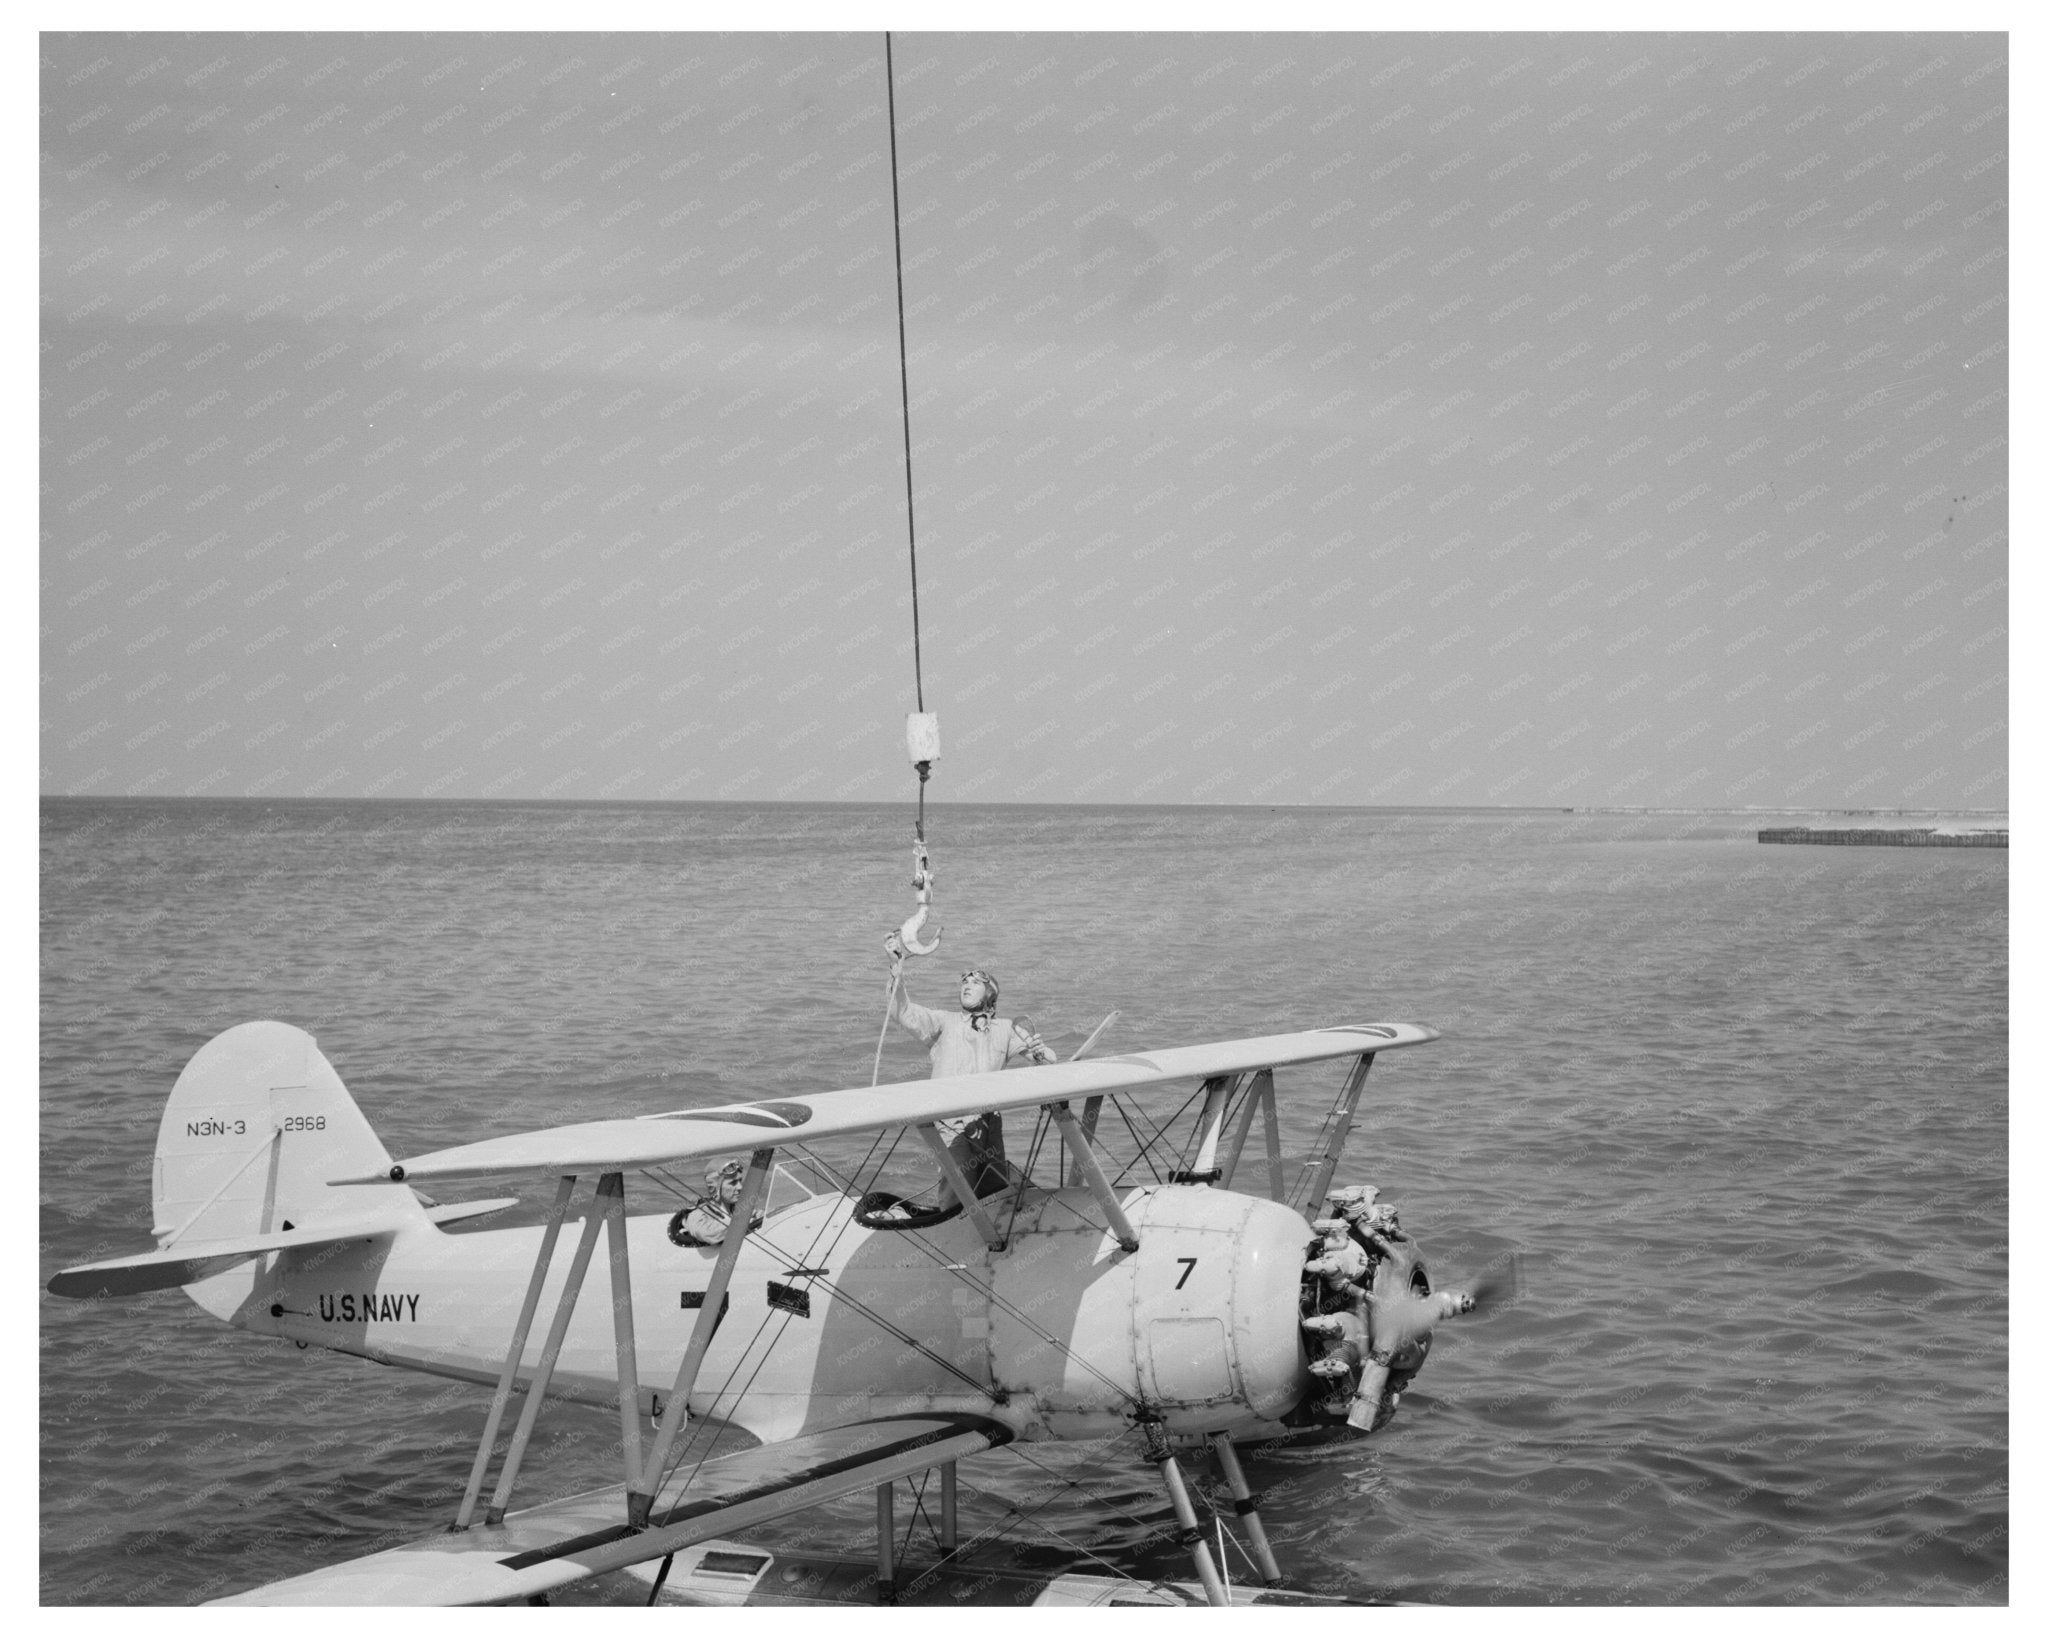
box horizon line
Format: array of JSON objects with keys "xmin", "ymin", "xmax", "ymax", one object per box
[{"xmin": 36, "ymin": 794, "xmax": 2009, "ymax": 817}]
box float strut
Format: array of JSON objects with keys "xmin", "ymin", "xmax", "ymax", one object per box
[
  {"xmin": 1210, "ymin": 1432, "xmax": 1283, "ymax": 1586},
  {"xmin": 1147, "ymin": 1431, "xmax": 1229, "ymax": 1607},
  {"xmin": 876, "ymin": 1480, "xmax": 896, "ymax": 1604},
  {"xmin": 940, "ymin": 1460, "xmax": 958, "ymax": 1553},
  {"xmin": 456, "ymin": 1173, "xmax": 576, "ymax": 1530}
]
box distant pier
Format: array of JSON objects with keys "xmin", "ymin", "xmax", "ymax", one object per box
[{"xmin": 1758, "ymin": 828, "xmax": 2007, "ymax": 848}]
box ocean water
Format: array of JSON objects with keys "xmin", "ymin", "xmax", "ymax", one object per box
[{"xmin": 39, "ymin": 798, "xmax": 2007, "ymax": 1605}]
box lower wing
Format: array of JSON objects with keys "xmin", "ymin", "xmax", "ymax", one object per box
[{"xmin": 210, "ymin": 1412, "xmax": 1011, "ymax": 1606}]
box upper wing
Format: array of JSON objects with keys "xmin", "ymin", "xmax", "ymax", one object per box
[
  {"xmin": 209, "ymin": 1412, "xmax": 1011, "ymax": 1605},
  {"xmin": 340, "ymin": 1023, "xmax": 1438, "ymax": 1185}
]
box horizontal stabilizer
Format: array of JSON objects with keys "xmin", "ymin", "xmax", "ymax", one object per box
[
  {"xmin": 43, "ymin": 1200, "xmax": 512, "ymax": 1299},
  {"xmin": 351, "ymin": 1023, "xmax": 1440, "ymax": 1185},
  {"xmin": 48, "ymin": 1246, "xmax": 275, "ymax": 1300},
  {"xmin": 212, "ymin": 1413, "xmax": 1012, "ymax": 1606},
  {"xmin": 423, "ymin": 1197, "xmax": 519, "ymax": 1227}
]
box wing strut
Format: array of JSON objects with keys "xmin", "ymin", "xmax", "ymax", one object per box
[
  {"xmin": 631, "ymin": 1147, "xmax": 775, "ymax": 1526},
  {"xmin": 1064, "ymin": 1094, "xmax": 1104, "ymax": 1187},
  {"xmin": 1295, "ymin": 1052, "xmax": 1375, "ymax": 1217},
  {"xmin": 1173, "ymin": 1074, "xmax": 1239, "ymax": 1184},
  {"xmin": 1218, "ymin": 1068, "xmax": 1276, "ymax": 1195},
  {"xmin": 1049, "ymin": 1101, "xmax": 1138, "ymax": 1253},
  {"xmin": 599, "ymin": 1173, "xmax": 645, "ymax": 1497},
  {"xmin": 456, "ymin": 1174, "xmax": 578, "ymax": 1530},
  {"xmin": 1260, "ymin": 1079, "xmax": 1285, "ymax": 1202},
  {"xmin": 914, "ymin": 1123, "xmax": 1005, "ymax": 1250},
  {"xmin": 486, "ymin": 1175, "xmax": 615, "ymax": 1524}
]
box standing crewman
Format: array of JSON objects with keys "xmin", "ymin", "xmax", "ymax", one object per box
[{"xmin": 884, "ymin": 951, "xmax": 1056, "ymax": 1212}]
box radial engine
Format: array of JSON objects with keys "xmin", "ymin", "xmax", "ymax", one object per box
[{"xmin": 1295, "ymin": 1183, "xmax": 1476, "ymax": 1432}]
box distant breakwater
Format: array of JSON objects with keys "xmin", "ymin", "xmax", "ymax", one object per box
[{"xmin": 1758, "ymin": 828, "xmax": 2007, "ymax": 848}]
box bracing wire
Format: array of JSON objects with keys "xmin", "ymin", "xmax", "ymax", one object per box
[
  {"xmin": 1110, "ymin": 1085, "xmax": 1206, "ymax": 1186},
  {"xmin": 783, "ymin": 1142, "xmax": 1144, "ymax": 1409},
  {"xmin": 648, "ymin": 1126, "xmax": 911, "ymax": 1500}
]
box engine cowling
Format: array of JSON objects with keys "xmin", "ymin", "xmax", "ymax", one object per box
[{"xmin": 988, "ymin": 1185, "xmax": 1316, "ymax": 1440}]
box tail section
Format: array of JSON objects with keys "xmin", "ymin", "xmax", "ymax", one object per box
[
  {"xmin": 55, "ymin": 1023, "xmax": 516, "ymax": 1307},
  {"xmin": 152, "ymin": 1020, "xmax": 422, "ymax": 1246},
  {"xmin": 112, "ymin": 1022, "xmax": 424, "ymax": 1316}
]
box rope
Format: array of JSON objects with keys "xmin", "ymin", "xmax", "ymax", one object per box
[
  {"xmin": 883, "ymin": 31, "xmax": 925, "ymax": 719},
  {"xmin": 873, "ymin": 968, "xmax": 902, "ymax": 1087}
]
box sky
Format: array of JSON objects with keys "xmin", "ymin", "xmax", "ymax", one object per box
[{"xmin": 39, "ymin": 26, "xmax": 2008, "ymax": 809}]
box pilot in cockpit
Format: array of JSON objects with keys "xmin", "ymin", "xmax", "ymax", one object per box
[
  {"xmin": 676, "ymin": 1158, "xmax": 762, "ymax": 1247},
  {"xmin": 884, "ymin": 958, "xmax": 1056, "ymax": 1214}
]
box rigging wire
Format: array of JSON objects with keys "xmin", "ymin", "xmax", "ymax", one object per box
[
  {"xmin": 783, "ymin": 1142, "xmax": 1143, "ymax": 1409},
  {"xmin": 1109, "ymin": 1085, "xmax": 1206, "ymax": 1187},
  {"xmin": 1288, "ymin": 1069, "xmax": 1352, "ymax": 1211},
  {"xmin": 643, "ymin": 1080, "xmax": 1227, "ymax": 1491},
  {"xmin": 972, "ymin": 1431, "xmax": 1180, "ymax": 1580},
  {"xmin": 900, "ymin": 1468, "xmax": 939, "ymax": 1561},
  {"xmin": 650, "ymin": 1120, "xmax": 1074, "ymax": 1512},
  {"xmin": 884, "ymin": 1419, "xmax": 1178, "ymax": 1593},
  {"xmin": 647, "ymin": 1125, "xmax": 913, "ymax": 1499},
  {"xmin": 1015, "ymin": 1104, "xmax": 1054, "ymax": 1192}
]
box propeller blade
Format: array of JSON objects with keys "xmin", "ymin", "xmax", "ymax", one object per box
[{"xmin": 1462, "ymin": 1251, "xmax": 1522, "ymax": 1311}]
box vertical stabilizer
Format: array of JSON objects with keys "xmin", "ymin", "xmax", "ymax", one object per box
[{"xmin": 152, "ymin": 1021, "xmax": 422, "ymax": 1248}]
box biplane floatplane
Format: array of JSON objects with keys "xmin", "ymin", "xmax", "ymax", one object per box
[{"xmin": 51, "ymin": 1015, "xmax": 1494, "ymax": 1605}]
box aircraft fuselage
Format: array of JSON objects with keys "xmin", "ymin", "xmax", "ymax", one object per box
[{"xmin": 210, "ymin": 1182, "xmax": 1317, "ymax": 1445}]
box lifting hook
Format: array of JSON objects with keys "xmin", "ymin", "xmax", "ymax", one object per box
[
  {"xmin": 897, "ymin": 901, "xmax": 941, "ymax": 956},
  {"xmin": 890, "ymin": 837, "xmax": 942, "ymax": 957}
]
